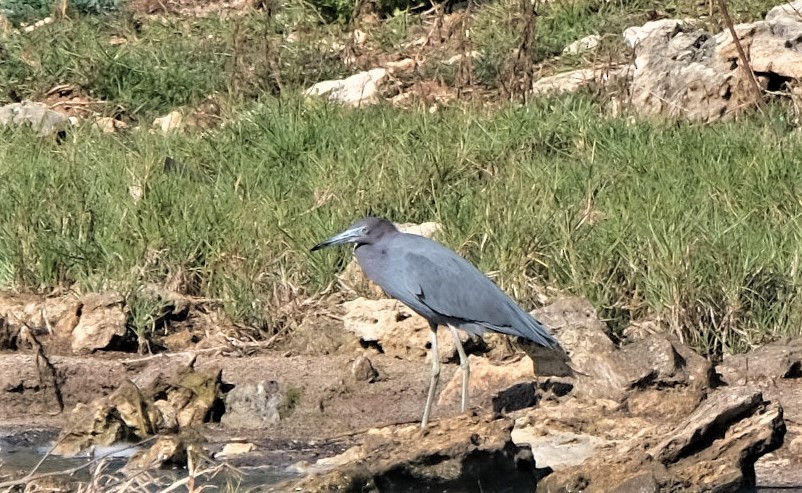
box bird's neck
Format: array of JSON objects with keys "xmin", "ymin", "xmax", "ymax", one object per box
[{"xmin": 354, "ymin": 239, "xmax": 391, "ymax": 286}]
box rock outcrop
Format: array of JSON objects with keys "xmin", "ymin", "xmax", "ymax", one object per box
[
  {"xmin": 268, "ymin": 385, "xmax": 784, "ymax": 493},
  {"xmin": 533, "ymin": 388, "xmax": 785, "ymax": 492},
  {"xmin": 0, "ymin": 292, "xmax": 129, "ymax": 354},
  {"xmin": 718, "ymin": 337, "xmax": 802, "ymax": 384},
  {"xmin": 285, "ymin": 295, "xmax": 786, "ymax": 492},
  {"xmin": 627, "ymin": 2, "xmax": 802, "ymax": 122},
  {"xmin": 536, "ymin": 297, "xmax": 713, "ymax": 416},
  {"xmin": 341, "ymin": 297, "xmax": 478, "ymax": 362},
  {"xmin": 221, "ymin": 380, "xmax": 283, "ymax": 429},
  {"xmin": 0, "ymin": 101, "xmax": 72, "ymax": 137},
  {"xmin": 52, "ymin": 361, "xmax": 223, "ymax": 458},
  {"xmin": 534, "ymin": 0, "xmax": 802, "ymax": 121},
  {"xmin": 63, "ymin": 293, "xmax": 129, "ymax": 354},
  {"xmin": 271, "ymin": 414, "xmax": 544, "ymax": 492}
]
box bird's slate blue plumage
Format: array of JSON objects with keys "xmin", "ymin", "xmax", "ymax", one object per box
[
  {"xmin": 311, "ymin": 216, "xmax": 566, "ymax": 427},
  {"xmin": 313, "ymin": 216, "xmax": 561, "ymax": 350},
  {"xmin": 356, "ymin": 229, "xmax": 561, "ymax": 350}
]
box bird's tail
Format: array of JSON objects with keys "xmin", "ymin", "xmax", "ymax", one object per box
[
  {"xmin": 520, "ymin": 313, "xmax": 590, "ymax": 377},
  {"xmin": 522, "ymin": 312, "xmax": 563, "ymax": 351}
]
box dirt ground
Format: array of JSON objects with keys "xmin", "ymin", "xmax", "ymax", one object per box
[
  {"xmin": 2, "ymin": 347, "xmax": 801, "ymax": 488},
  {"xmin": 1, "ymin": 295, "xmax": 801, "ymax": 490},
  {"xmin": 0, "ymin": 347, "xmax": 469, "ymax": 440},
  {"xmin": 0, "ymin": 341, "xmax": 479, "ymax": 489}
]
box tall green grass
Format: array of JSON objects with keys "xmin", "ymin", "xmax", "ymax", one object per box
[
  {"xmin": 0, "ymin": 12, "xmax": 348, "ymax": 119},
  {"xmin": 0, "ymin": 0, "xmax": 123, "ymax": 26},
  {"xmin": 1, "ymin": 95, "xmax": 801, "ymax": 355}
]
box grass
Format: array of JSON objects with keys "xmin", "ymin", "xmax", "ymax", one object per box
[
  {"xmin": 1, "ymin": 95, "xmax": 802, "ymax": 356},
  {"xmin": 468, "ymin": 0, "xmax": 788, "ymax": 87},
  {"xmin": 278, "ymin": 386, "xmax": 303, "ymax": 419},
  {"xmin": 1, "ymin": 0, "xmax": 800, "ymax": 356},
  {"xmin": 0, "ymin": 0, "xmax": 123, "ymax": 26},
  {"xmin": 0, "ymin": 9, "xmax": 349, "ymax": 120}
]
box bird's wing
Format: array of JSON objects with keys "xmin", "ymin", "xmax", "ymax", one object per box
[{"xmin": 393, "ymin": 235, "xmax": 560, "ymax": 349}]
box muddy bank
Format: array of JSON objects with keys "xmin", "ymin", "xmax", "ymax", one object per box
[
  {"xmin": 0, "ymin": 350, "xmax": 460, "ymax": 440},
  {"xmin": 0, "ymin": 293, "xmax": 801, "ymax": 492}
]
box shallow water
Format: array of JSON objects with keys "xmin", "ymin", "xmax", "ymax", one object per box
[
  {"xmin": 1, "ymin": 428, "xmax": 799, "ymax": 492},
  {"xmin": 0, "ymin": 429, "xmax": 295, "ymax": 489}
]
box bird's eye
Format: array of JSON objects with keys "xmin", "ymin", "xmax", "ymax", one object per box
[{"xmin": 361, "ymin": 226, "xmax": 369, "ymax": 234}]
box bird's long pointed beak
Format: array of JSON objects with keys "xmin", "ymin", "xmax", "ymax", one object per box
[{"xmin": 310, "ymin": 226, "xmax": 361, "ymax": 252}]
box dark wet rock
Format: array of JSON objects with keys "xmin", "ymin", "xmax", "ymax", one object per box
[
  {"xmin": 52, "ymin": 399, "xmax": 131, "ymax": 457},
  {"xmin": 52, "ymin": 361, "xmax": 223, "ymax": 457},
  {"xmin": 718, "ymin": 337, "xmax": 802, "ymax": 385},
  {"xmin": 351, "ymin": 355, "xmax": 379, "ymax": 383},
  {"xmin": 493, "ymin": 382, "xmax": 538, "ymax": 413},
  {"xmin": 221, "ymin": 380, "xmax": 283, "ymax": 429},
  {"xmin": 123, "ymin": 432, "xmax": 204, "ymax": 472},
  {"xmin": 269, "ymin": 414, "xmax": 543, "ymax": 492},
  {"xmin": 0, "ymin": 317, "xmax": 16, "ymax": 350}
]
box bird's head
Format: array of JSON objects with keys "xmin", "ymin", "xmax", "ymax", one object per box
[{"xmin": 311, "ymin": 216, "xmax": 397, "ymax": 252}]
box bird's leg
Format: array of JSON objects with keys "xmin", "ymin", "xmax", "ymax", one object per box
[
  {"xmin": 422, "ymin": 323, "xmax": 440, "ymax": 428},
  {"xmin": 448, "ymin": 324, "xmax": 470, "ymax": 413}
]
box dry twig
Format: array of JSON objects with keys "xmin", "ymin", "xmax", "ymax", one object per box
[{"xmin": 716, "ymin": 0, "xmax": 765, "ymax": 109}]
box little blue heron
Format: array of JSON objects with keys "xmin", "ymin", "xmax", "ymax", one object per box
[{"xmin": 311, "ymin": 216, "xmax": 565, "ymax": 427}]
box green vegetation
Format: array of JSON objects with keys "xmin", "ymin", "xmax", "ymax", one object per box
[
  {"xmin": 0, "ymin": 0, "xmax": 799, "ymax": 356},
  {"xmin": 308, "ymin": 0, "xmax": 421, "ymax": 23},
  {"xmin": 0, "ymin": 11, "xmax": 348, "ymax": 119},
  {"xmin": 279, "ymin": 386, "xmax": 302, "ymax": 418},
  {"xmin": 0, "ymin": 0, "xmax": 122, "ymax": 25},
  {"xmin": 2, "ymin": 97, "xmax": 801, "ymax": 355}
]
